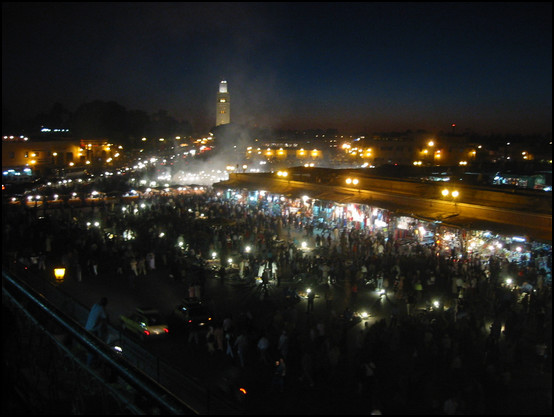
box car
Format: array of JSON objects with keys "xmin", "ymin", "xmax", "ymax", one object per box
[
  {"xmin": 169, "ymin": 299, "xmax": 214, "ymax": 334},
  {"xmin": 120, "ymin": 307, "xmax": 169, "ymax": 340}
]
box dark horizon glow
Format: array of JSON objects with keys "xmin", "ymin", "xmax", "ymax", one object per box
[{"xmin": 2, "ymin": 2, "xmax": 552, "ymax": 135}]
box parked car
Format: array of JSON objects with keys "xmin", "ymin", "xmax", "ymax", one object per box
[
  {"xmin": 120, "ymin": 307, "xmax": 169, "ymax": 340},
  {"xmin": 169, "ymin": 299, "xmax": 214, "ymax": 334}
]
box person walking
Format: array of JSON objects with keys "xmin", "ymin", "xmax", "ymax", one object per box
[
  {"xmin": 137, "ymin": 255, "xmax": 147, "ymax": 276},
  {"xmin": 85, "ymin": 297, "xmax": 109, "ymax": 366},
  {"xmin": 235, "ymin": 332, "xmax": 249, "ymax": 367},
  {"xmin": 376, "ymin": 272, "xmax": 384, "ymax": 291},
  {"xmin": 257, "ymin": 333, "xmax": 270, "ymax": 364},
  {"xmin": 272, "ymin": 357, "xmax": 287, "ymax": 393},
  {"xmin": 129, "ymin": 257, "xmax": 138, "ymax": 277},
  {"xmin": 146, "ymin": 251, "xmax": 156, "ymax": 271},
  {"xmin": 206, "ymin": 326, "xmax": 216, "ymax": 356},
  {"xmin": 85, "ymin": 296, "xmax": 109, "ymax": 339},
  {"xmin": 278, "ymin": 330, "xmax": 289, "ymax": 359},
  {"xmin": 225, "ymin": 331, "xmax": 235, "ymax": 360},
  {"xmin": 307, "ymin": 289, "xmax": 315, "ymax": 313}
]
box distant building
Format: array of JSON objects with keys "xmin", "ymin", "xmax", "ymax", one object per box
[
  {"xmin": 216, "ymin": 80, "xmax": 230, "ymax": 126},
  {"xmin": 2, "ymin": 129, "xmax": 120, "ymax": 180}
]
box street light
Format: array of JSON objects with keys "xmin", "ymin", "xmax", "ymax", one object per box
[{"xmin": 54, "ymin": 267, "xmax": 66, "ymax": 282}]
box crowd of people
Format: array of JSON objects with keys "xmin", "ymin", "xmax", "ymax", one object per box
[{"xmin": 2, "ymin": 185, "xmax": 552, "ymax": 414}]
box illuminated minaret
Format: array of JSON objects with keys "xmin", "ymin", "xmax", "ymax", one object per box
[{"xmin": 216, "ymin": 80, "xmax": 230, "ymax": 126}]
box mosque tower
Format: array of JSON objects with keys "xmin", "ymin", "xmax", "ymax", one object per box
[{"xmin": 216, "ymin": 80, "xmax": 230, "ymax": 126}]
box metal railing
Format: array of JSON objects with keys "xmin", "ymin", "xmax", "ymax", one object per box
[{"xmin": 3, "ymin": 269, "xmax": 199, "ymax": 415}]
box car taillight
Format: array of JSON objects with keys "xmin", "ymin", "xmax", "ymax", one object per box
[
  {"xmin": 144, "ymin": 330, "xmax": 150, "ymax": 336},
  {"xmin": 164, "ymin": 328, "xmax": 169, "ymax": 333},
  {"xmin": 188, "ymin": 319, "xmax": 192, "ymax": 323}
]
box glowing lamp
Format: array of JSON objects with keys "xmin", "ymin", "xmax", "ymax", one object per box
[{"xmin": 54, "ymin": 267, "xmax": 66, "ymax": 282}]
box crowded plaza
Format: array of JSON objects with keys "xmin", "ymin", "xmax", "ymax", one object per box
[{"xmin": 2, "ymin": 181, "xmax": 552, "ymax": 414}]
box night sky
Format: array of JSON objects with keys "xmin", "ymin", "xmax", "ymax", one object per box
[{"xmin": 2, "ymin": 2, "xmax": 552, "ymax": 135}]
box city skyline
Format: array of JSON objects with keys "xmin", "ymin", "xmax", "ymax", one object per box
[{"xmin": 2, "ymin": 2, "xmax": 552, "ymax": 136}]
